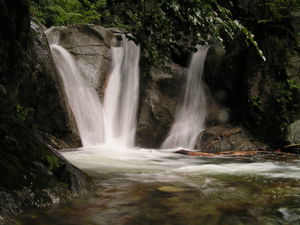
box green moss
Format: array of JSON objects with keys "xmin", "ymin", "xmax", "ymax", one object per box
[
  {"xmin": 45, "ymin": 154, "xmax": 60, "ymax": 170},
  {"xmin": 15, "ymin": 104, "xmax": 28, "ymax": 121}
]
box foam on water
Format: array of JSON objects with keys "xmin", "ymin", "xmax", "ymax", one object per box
[{"xmin": 62, "ymin": 147, "xmax": 300, "ymax": 180}]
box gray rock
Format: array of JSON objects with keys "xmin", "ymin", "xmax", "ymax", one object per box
[
  {"xmin": 287, "ymin": 120, "xmax": 300, "ymax": 144},
  {"xmin": 136, "ymin": 44, "xmax": 227, "ymax": 148},
  {"xmin": 50, "ymin": 25, "xmax": 114, "ymax": 98},
  {"xmin": 136, "ymin": 62, "xmax": 186, "ymax": 148}
]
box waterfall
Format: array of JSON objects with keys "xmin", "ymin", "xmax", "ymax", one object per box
[
  {"xmin": 103, "ymin": 38, "xmax": 140, "ymax": 147},
  {"xmin": 47, "ymin": 28, "xmax": 140, "ymax": 148},
  {"xmin": 162, "ymin": 46, "xmax": 209, "ymax": 149},
  {"xmin": 46, "ymin": 28, "xmax": 104, "ymax": 147}
]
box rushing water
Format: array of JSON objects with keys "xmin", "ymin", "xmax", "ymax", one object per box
[
  {"xmin": 46, "ymin": 29, "xmax": 104, "ymax": 146},
  {"xmin": 46, "ymin": 30, "xmax": 140, "ymax": 148},
  {"xmin": 162, "ymin": 46, "xmax": 209, "ymax": 149},
  {"xmin": 103, "ymin": 38, "xmax": 140, "ymax": 147},
  {"xmin": 15, "ymin": 147, "xmax": 300, "ymax": 225}
]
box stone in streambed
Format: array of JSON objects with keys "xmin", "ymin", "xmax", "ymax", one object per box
[{"xmin": 158, "ymin": 186, "xmax": 185, "ymax": 193}]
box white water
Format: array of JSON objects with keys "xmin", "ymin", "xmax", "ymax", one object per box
[
  {"xmin": 162, "ymin": 46, "xmax": 209, "ymax": 149},
  {"xmin": 46, "ymin": 29, "xmax": 104, "ymax": 147},
  {"xmin": 62, "ymin": 146, "xmax": 300, "ymax": 180},
  {"xmin": 103, "ymin": 38, "xmax": 140, "ymax": 147}
]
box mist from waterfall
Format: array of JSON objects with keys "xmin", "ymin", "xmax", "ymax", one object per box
[
  {"xmin": 103, "ymin": 38, "xmax": 140, "ymax": 147},
  {"xmin": 46, "ymin": 28, "xmax": 104, "ymax": 147},
  {"xmin": 162, "ymin": 46, "xmax": 209, "ymax": 149}
]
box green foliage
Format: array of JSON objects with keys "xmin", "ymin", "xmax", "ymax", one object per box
[
  {"xmin": 45, "ymin": 154, "xmax": 60, "ymax": 170},
  {"xmin": 258, "ymin": 0, "xmax": 300, "ymax": 24},
  {"xmin": 250, "ymin": 96, "xmax": 262, "ymax": 112},
  {"xmin": 29, "ymin": 0, "xmax": 264, "ymax": 63},
  {"xmin": 100, "ymin": 0, "xmax": 264, "ymax": 63},
  {"xmin": 274, "ymin": 79, "xmax": 299, "ymax": 129},
  {"xmin": 250, "ymin": 79, "xmax": 299, "ymax": 133},
  {"xmin": 30, "ymin": 0, "xmax": 101, "ymax": 26},
  {"xmin": 15, "ymin": 104, "xmax": 28, "ymax": 121}
]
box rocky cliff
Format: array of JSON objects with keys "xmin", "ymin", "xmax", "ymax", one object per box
[{"xmin": 0, "ymin": 1, "xmax": 93, "ymax": 222}]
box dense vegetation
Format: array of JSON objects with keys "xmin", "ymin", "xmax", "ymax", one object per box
[
  {"xmin": 30, "ymin": 0, "xmax": 265, "ymax": 63},
  {"xmin": 219, "ymin": 0, "xmax": 300, "ymax": 144}
]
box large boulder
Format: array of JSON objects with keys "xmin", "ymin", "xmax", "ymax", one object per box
[
  {"xmin": 49, "ymin": 24, "xmax": 114, "ymax": 98},
  {"xmin": 287, "ymin": 120, "xmax": 300, "ymax": 144},
  {"xmin": 195, "ymin": 125, "xmax": 269, "ymax": 153},
  {"xmin": 24, "ymin": 22, "xmax": 80, "ymax": 148},
  {"xmin": 136, "ymin": 62, "xmax": 186, "ymax": 148}
]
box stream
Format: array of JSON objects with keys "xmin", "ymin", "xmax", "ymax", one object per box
[{"xmin": 15, "ymin": 146, "xmax": 300, "ymax": 225}]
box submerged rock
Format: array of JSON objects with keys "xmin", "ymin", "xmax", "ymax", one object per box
[{"xmin": 157, "ymin": 186, "xmax": 185, "ymax": 193}]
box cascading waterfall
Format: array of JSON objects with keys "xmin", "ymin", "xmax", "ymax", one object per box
[
  {"xmin": 162, "ymin": 45, "xmax": 209, "ymax": 149},
  {"xmin": 103, "ymin": 38, "xmax": 140, "ymax": 147},
  {"xmin": 46, "ymin": 28, "xmax": 104, "ymax": 147},
  {"xmin": 46, "ymin": 28, "xmax": 140, "ymax": 148}
]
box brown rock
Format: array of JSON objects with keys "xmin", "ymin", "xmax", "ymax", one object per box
[{"xmin": 195, "ymin": 125, "xmax": 269, "ymax": 153}]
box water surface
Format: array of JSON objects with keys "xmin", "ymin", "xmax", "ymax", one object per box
[{"xmin": 15, "ymin": 146, "xmax": 300, "ymax": 225}]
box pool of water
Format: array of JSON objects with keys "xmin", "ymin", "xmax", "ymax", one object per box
[{"xmin": 14, "ymin": 146, "xmax": 300, "ymax": 225}]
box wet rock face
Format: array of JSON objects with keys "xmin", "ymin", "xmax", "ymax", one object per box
[
  {"xmin": 26, "ymin": 24, "xmax": 115, "ymax": 148},
  {"xmin": 49, "ymin": 25, "xmax": 114, "ymax": 98},
  {"xmin": 136, "ymin": 62, "xmax": 186, "ymax": 148},
  {"xmin": 21, "ymin": 22, "xmax": 80, "ymax": 147}
]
